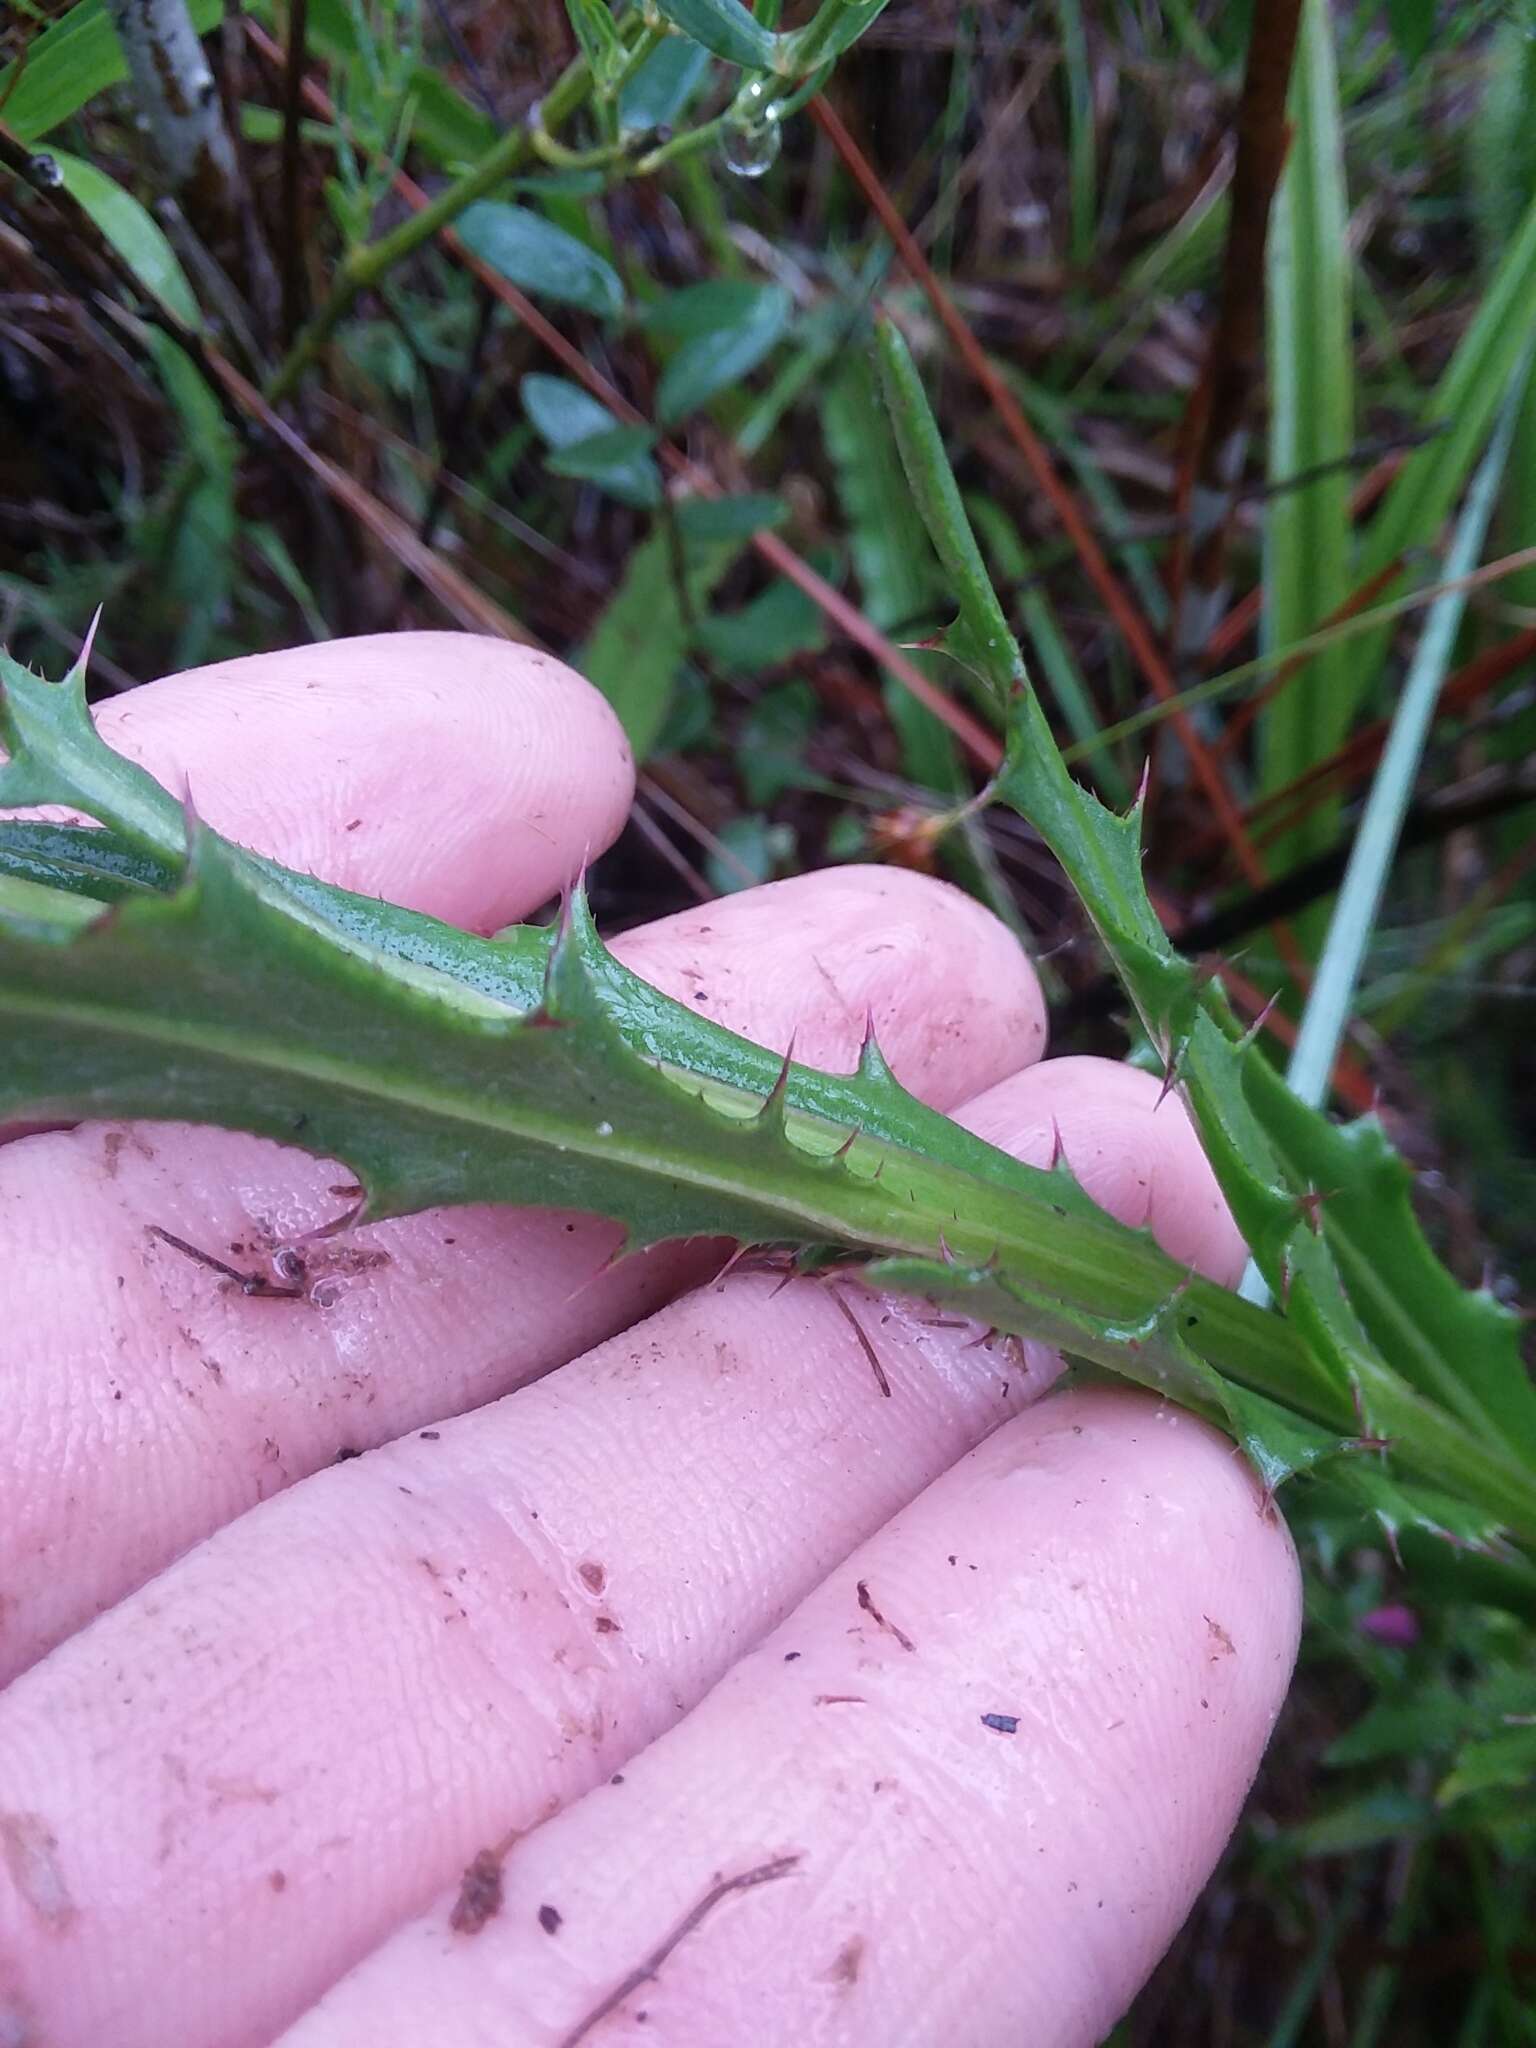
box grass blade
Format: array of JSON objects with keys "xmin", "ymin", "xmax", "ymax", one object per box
[
  {"xmin": 1285, "ymin": 361, "xmax": 1529, "ymax": 1110},
  {"xmin": 1260, "ymin": 0, "xmax": 1353, "ymax": 887},
  {"xmin": 1349, "ymin": 182, "xmax": 1536, "ymax": 703}
]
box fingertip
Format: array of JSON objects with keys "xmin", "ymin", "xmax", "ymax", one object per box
[
  {"xmin": 956, "ymin": 1054, "xmax": 1248, "ymax": 1284},
  {"xmin": 614, "ymin": 863, "xmax": 1047, "ymax": 1101},
  {"xmin": 94, "ymin": 634, "xmax": 635, "ymax": 929}
]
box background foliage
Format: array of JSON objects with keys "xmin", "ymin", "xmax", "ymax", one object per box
[{"xmin": 3, "ymin": 0, "xmax": 1536, "ymax": 2039}]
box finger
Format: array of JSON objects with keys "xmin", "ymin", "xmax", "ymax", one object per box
[
  {"xmin": 0, "ymin": 1067, "xmax": 1220, "ymax": 2048},
  {"xmin": 955, "ymin": 1055, "xmax": 1248, "ymax": 1287},
  {"xmin": 0, "ymin": 866, "xmax": 1044, "ymax": 1679},
  {"xmin": 279, "ymin": 1390, "xmax": 1300, "ymax": 2048},
  {"xmin": 86, "ymin": 632, "xmax": 635, "ymax": 926},
  {"xmin": 608, "ymin": 866, "xmax": 1047, "ymax": 1080}
]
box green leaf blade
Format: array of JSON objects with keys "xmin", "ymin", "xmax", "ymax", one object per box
[
  {"xmin": 455, "ymin": 202, "xmax": 624, "ymax": 316},
  {"xmin": 650, "ymin": 0, "xmax": 775, "ymax": 70},
  {"xmin": 646, "ymin": 282, "xmax": 791, "ymax": 422}
]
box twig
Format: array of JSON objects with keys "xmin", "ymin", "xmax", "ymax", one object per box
[
  {"xmin": 828, "ymin": 1284, "xmax": 892, "ymax": 1397},
  {"xmin": 203, "ymin": 350, "xmax": 540, "ymax": 644},
  {"xmin": 264, "ymin": 46, "xmax": 599, "ymax": 403},
  {"xmin": 145, "ymin": 1225, "xmax": 304, "ymax": 1299},
  {"xmin": 553, "ymin": 1856, "xmax": 801, "ymax": 2048},
  {"xmin": 279, "ymin": 0, "xmax": 310, "ymax": 346},
  {"xmin": 1182, "ymin": 761, "xmax": 1536, "ymax": 956},
  {"xmin": 1169, "ymin": 0, "xmax": 1303, "ymax": 657}
]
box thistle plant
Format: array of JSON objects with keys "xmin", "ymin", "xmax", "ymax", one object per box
[{"xmin": 2, "ymin": 326, "xmax": 1533, "ymax": 1594}]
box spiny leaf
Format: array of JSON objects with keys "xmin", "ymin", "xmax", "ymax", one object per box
[
  {"xmin": 861, "ymin": 1252, "xmax": 1526, "ymax": 1543},
  {"xmin": 1245, "ymin": 1059, "xmax": 1536, "ymax": 1466},
  {"xmin": 0, "ymin": 640, "xmax": 186, "ymax": 860},
  {"xmin": 0, "ymin": 821, "xmax": 177, "ymax": 900},
  {"xmin": 0, "ymin": 652, "xmax": 1315, "ymax": 1420},
  {"xmin": 871, "ymin": 315, "xmax": 1536, "ymax": 1545},
  {"xmin": 4, "ymin": 648, "xmax": 1535, "ymax": 1545}
]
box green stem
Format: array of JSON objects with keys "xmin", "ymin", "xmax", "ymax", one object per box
[
  {"xmin": 266, "ymin": 50, "xmax": 599, "ymax": 404},
  {"xmin": 776, "ymin": 0, "xmax": 892, "ymax": 76}
]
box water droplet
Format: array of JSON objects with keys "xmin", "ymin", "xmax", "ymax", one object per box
[
  {"xmin": 595, "ymin": 1120, "xmax": 614, "ymax": 1137},
  {"xmin": 721, "ymin": 111, "xmax": 781, "ymax": 178}
]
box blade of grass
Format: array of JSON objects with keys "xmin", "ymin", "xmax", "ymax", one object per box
[
  {"xmin": 1260, "ymin": 0, "xmax": 1354, "ymax": 894},
  {"xmin": 1061, "ymin": 540, "xmax": 1536, "ymax": 769},
  {"xmin": 1348, "ymin": 181, "xmax": 1536, "ymax": 708},
  {"xmin": 1284, "ymin": 360, "xmax": 1529, "ymax": 1111},
  {"xmin": 1471, "ymin": 15, "xmax": 1536, "ymax": 620},
  {"xmin": 1054, "ymin": 0, "xmax": 1096, "ymax": 270}
]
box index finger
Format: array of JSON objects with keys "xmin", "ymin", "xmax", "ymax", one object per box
[{"xmin": 83, "ymin": 630, "xmax": 635, "ymax": 926}]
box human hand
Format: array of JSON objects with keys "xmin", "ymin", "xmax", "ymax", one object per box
[{"xmin": 0, "ymin": 635, "xmax": 1298, "ymax": 2048}]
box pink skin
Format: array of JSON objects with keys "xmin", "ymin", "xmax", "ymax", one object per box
[{"xmin": 0, "ymin": 638, "xmax": 1299, "ymax": 2048}]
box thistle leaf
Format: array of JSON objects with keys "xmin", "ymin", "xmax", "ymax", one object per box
[
  {"xmin": 871, "ymin": 317, "xmax": 1536, "ymax": 1548},
  {"xmin": 3, "ymin": 646, "xmax": 1535, "ymax": 1545}
]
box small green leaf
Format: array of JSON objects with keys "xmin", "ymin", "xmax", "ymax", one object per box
[
  {"xmin": 455, "ymin": 202, "xmax": 623, "ymax": 316},
  {"xmin": 730, "ymin": 678, "xmax": 819, "ymax": 801},
  {"xmin": 545, "ymin": 426, "xmax": 662, "ymax": 508},
  {"xmin": 577, "ymin": 526, "xmax": 747, "ymax": 755},
  {"xmin": 696, "ymin": 583, "xmax": 824, "ymax": 675},
  {"xmin": 1385, "ymin": 0, "xmax": 1436, "ymax": 66},
  {"xmin": 1284, "ymin": 1788, "xmax": 1438, "ymax": 1859},
  {"xmin": 651, "ymin": 0, "xmax": 775, "ymax": 70},
  {"xmin": 522, "ymin": 376, "xmax": 661, "ymax": 507},
  {"xmin": 1438, "ymin": 1723, "xmax": 1536, "ymax": 1806},
  {"xmin": 521, "ymin": 373, "xmax": 615, "ymax": 446},
  {"xmin": 619, "ymin": 35, "xmax": 711, "ymax": 131},
  {"xmin": 645, "ymin": 282, "xmax": 792, "ymax": 421},
  {"xmin": 706, "ymin": 813, "xmax": 792, "ymax": 893},
  {"xmin": 48, "ymin": 149, "xmax": 202, "ymax": 330},
  {"xmin": 563, "ymin": 0, "xmax": 625, "ymax": 86},
  {"xmin": 246, "ymin": 0, "xmax": 495, "ymax": 167},
  {"xmin": 674, "ymin": 493, "xmax": 786, "ymax": 542},
  {"xmin": 777, "ymin": 0, "xmax": 895, "ymax": 71}
]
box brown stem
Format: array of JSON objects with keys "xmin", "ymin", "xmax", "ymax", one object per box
[
  {"xmin": 1169, "ymin": 0, "xmax": 1304, "ymax": 662},
  {"xmin": 279, "ymin": 0, "xmax": 310, "ymax": 346}
]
